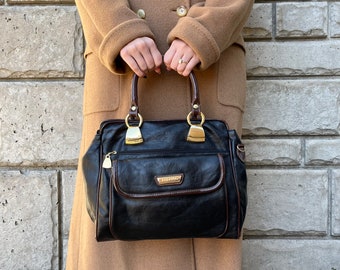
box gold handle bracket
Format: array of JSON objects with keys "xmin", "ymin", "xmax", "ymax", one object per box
[
  {"xmin": 125, "ymin": 113, "xmax": 144, "ymax": 145},
  {"xmin": 186, "ymin": 111, "xmax": 205, "ymax": 142}
]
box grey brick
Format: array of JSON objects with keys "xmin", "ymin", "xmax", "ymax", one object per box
[
  {"xmin": 246, "ymin": 40, "xmax": 340, "ymax": 77},
  {"xmin": 306, "ymin": 139, "xmax": 340, "ymax": 165},
  {"xmin": 0, "ymin": 6, "xmax": 83, "ymax": 78},
  {"xmin": 330, "ymin": 3, "xmax": 340, "ymax": 38},
  {"xmin": 242, "ymin": 239, "xmax": 340, "ymax": 270},
  {"xmin": 0, "ymin": 170, "xmax": 58, "ymax": 270},
  {"xmin": 243, "ymin": 139, "xmax": 302, "ymax": 166},
  {"xmin": 243, "ymin": 3, "xmax": 272, "ymax": 39},
  {"xmin": 243, "ymin": 80, "xmax": 340, "ymax": 136},
  {"xmin": 332, "ymin": 170, "xmax": 340, "ymax": 236},
  {"xmin": 61, "ymin": 170, "xmax": 76, "ymax": 237},
  {"xmin": 0, "ymin": 81, "xmax": 83, "ymax": 166},
  {"xmin": 244, "ymin": 169, "xmax": 328, "ymax": 235},
  {"xmin": 60, "ymin": 170, "xmax": 76, "ymax": 270},
  {"xmin": 62, "ymin": 238, "xmax": 69, "ymax": 270},
  {"xmin": 276, "ymin": 2, "xmax": 328, "ymax": 38}
]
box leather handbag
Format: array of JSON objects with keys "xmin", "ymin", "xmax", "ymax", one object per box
[{"xmin": 82, "ymin": 72, "xmax": 247, "ymax": 241}]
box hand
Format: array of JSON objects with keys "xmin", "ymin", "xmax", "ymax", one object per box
[
  {"xmin": 163, "ymin": 39, "xmax": 201, "ymax": 77},
  {"xmin": 120, "ymin": 37, "xmax": 162, "ymax": 77}
]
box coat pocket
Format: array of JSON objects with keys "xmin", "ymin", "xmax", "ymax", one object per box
[
  {"xmin": 83, "ymin": 51, "xmax": 120, "ymax": 115},
  {"xmin": 217, "ymin": 45, "xmax": 247, "ymax": 112}
]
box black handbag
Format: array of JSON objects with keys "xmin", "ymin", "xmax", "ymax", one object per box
[{"xmin": 83, "ymin": 73, "xmax": 247, "ymax": 241}]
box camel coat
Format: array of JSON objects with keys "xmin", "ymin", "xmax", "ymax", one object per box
[{"xmin": 66, "ymin": 0, "xmax": 253, "ymax": 269}]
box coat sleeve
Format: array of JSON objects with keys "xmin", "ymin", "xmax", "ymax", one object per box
[
  {"xmin": 167, "ymin": 0, "xmax": 254, "ymax": 70},
  {"xmin": 75, "ymin": 0, "xmax": 155, "ymax": 74}
]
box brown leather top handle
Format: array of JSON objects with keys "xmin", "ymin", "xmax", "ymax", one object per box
[{"xmin": 128, "ymin": 72, "xmax": 201, "ymax": 121}]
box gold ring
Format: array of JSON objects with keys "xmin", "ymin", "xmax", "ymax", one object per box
[{"xmin": 178, "ymin": 58, "xmax": 188, "ymax": 64}]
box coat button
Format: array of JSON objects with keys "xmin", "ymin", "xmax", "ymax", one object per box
[
  {"xmin": 137, "ymin": 9, "xmax": 146, "ymax": 19},
  {"xmin": 176, "ymin": 6, "xmax": 188, "ymax": 17}
]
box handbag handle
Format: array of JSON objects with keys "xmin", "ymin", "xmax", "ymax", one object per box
[
  {"xmin": 128, "ymin": 72, "xmax": 201, "ymax": 120},
  {"xmin": 125, "ymin": 72, "xmax": 206, "ymax": 144}
]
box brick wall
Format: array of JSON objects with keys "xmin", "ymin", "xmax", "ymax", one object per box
[
  {"xmin": 0, "ymin": 2, "xmax": 83, "ymax": 269},
  {"xmin": 0, "ymin": 1, "xmax": 339, "ymax": 269},
  {"xmin": 242, "ymin": 1, "xmax": 340, "ymax": 269}
]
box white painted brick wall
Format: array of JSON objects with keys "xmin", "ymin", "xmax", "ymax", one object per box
[
  {"xmin": 276, "ymin": 2, "xmax": 328, "ymax": 38},
  {"xmin": 243, "ymin": 240, "xmax": 340, "ymax": 270},
  {"xmin": 60, "ymin": 170, "xmax": 76, "ymax": 270},
  {"xmin": 332, "ymin": 170, "xmax": 340, "ymax": 236},
  {"xmin": 243, "ymin": 139, "xmax": 302, "ymax": 166},
  {"xmin": 0, "ymin": 6, "xmax": 83, "ymax": 78},
  {"xmin": 244, "ymin": 170, "xmax": 329, "ymax": 235},
  {"xmin": 0, "ymin": 81, "xmax": 83, "ymax": 166},
  {"xmin": 243, "ymin": 4, "xmax": 272, "ymax": 39},
  {"xmin": 306, "ymin": 139, "xmax": 340, "ymax": 165},
  {"xmin": 243, "ymin": 1, "xmax": 340, "ymax": 269},
  {"xmin": 246, "ymin": 41, "xmax": 340, "ymax": 76},
  {"xmin": 0, "ymin": 0, "xmax": 339, "ymax": 269},
  {"xmin": 244, "ymin": 80, "xmax": 340, "ymax": 135},
  {"xmin": 330, "ymin": 3, "xmax": 340, "ymax": 37},
  {"xmin": 0, "ymin": 170, "xmax": 59, "ymax": 269}
]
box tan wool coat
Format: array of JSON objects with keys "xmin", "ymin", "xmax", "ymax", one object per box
[{"xmin": 66, "ymin": 0, "xmax": 253, "ymax": 269}]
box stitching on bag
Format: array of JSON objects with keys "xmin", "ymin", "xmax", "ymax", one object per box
[{"xmin": 113, "ymin": 154, "xmax": 225, "ymax": 199}]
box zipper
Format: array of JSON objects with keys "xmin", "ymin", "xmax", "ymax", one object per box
[
  {"xmin": 102, "ymin": 149, "xmax": 226, "ymax": 169},
  {"xmin": 102, "ymin": 151, "xmax": 117, "ymax": 169}
]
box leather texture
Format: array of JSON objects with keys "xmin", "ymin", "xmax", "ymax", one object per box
[{"xmin": 82, "ymin": 73, "xmax": 247, "ymax": 241}]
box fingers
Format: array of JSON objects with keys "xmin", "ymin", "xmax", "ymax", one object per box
[
  {"xmin": 120, "ymin": 37, "xmax": 162, "ymax": 77},
  {"xmin": 177, "ymin": 56, "xmax": 200, "ymax": 77},
  {"xmin": 120, "ymin": 38, "xmax": 200, "ymax": 77},
  {"xmin": 163, "ymin": 39, "xmax": 201, "ymax": 77}
]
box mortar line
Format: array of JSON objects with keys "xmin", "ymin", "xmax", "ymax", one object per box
[
  {"xmin": 57, "ymin": 170, "xmax": 63, "ymax": 270},
  {"xmin": 328, "ymin": 169, "xmax": 333, "ymax": 238},
  {"xmin": 272, "ymin": 2, "xmax": 276, "ymax": 41}
]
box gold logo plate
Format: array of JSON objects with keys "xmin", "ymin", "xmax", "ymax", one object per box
[{"xmin": 154, "ymin": 174, "xmax": 184, "ymax": 186}]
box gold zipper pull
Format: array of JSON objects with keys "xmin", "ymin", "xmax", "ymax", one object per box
[{"xmin": 102, "ymin": 151, "xmax": 117, "ymax": 169}]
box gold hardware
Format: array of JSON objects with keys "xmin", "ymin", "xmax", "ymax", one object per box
[
  {"xmin": 136, "ymin": 9, "xmax": 146, "ymax": 19},
  {"xmin": 176, "ymin": 6, "xmax": 188, "ymax": 17},
  {"xmin": 125, "ymin": 127, "xmax": 144, "ymax": 144},
  {"xmin": 236, "ymin": 144, "xmax": 246, "ymax": 162},
  {"xmin": 125, "ymin": 113, "xmax": 144, "ymax": 144},
  {"xmin": 155, "ymin": 174, "xmax": 184, "ymax": 186},
  {"xmin": 102, "ymin": 151, "xmax": 117, "ymax": 169},
  {"xmin": 186, "ymin": 111, "xmax": 205, "ymax": 142},
  {"xmin": 237, "ymin": 144, "xmax": 245, "ymax": 152},
  {"xmin": 187, "ymin": 125, "xmax": 205, "ymax": 142}
]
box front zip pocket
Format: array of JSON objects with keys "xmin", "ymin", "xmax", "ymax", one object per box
[{"xmin": 109, "ymin": 151, "xmax": 226, "ymax": 199}]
